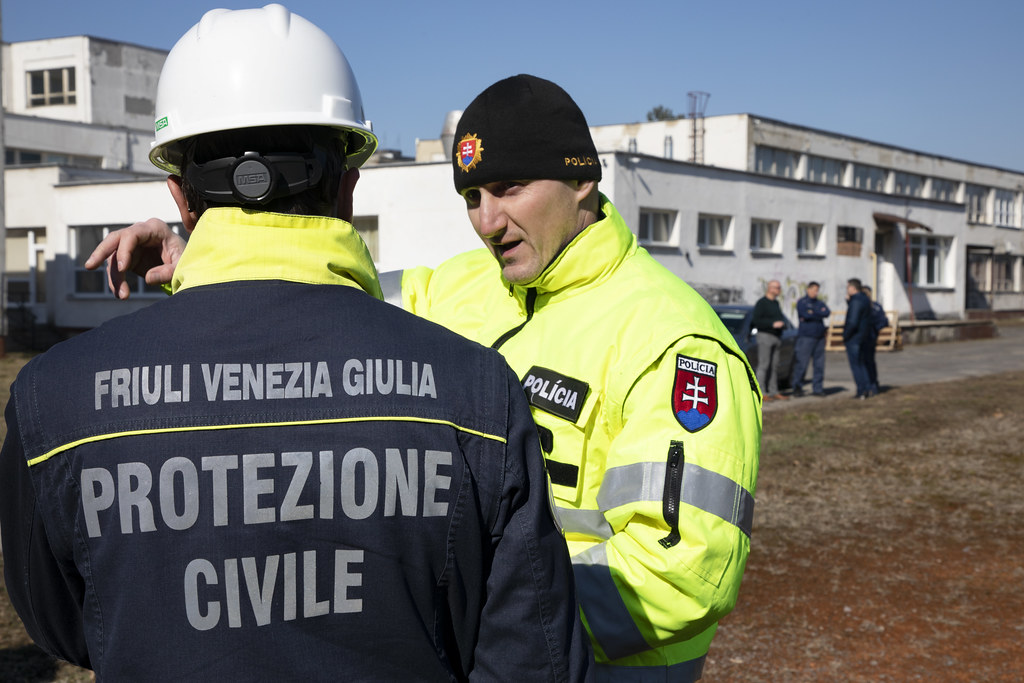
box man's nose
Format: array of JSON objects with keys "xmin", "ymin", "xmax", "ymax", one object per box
[{"xmin": 476, "ymin": 193, "xmax": 507, "ymax": 239}]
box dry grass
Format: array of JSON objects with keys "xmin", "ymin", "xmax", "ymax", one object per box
[
  {"xmin": 705, "ymin": 371, "xmax": 1024, "ymax": 682},
  {"xmin": 0, "ymin": 353, "xmax": 1022, "ymax": 680}
]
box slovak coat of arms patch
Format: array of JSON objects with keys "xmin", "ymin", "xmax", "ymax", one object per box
[
  {"xmin": 457, "ymin": 133, "xmax": 483, "ymax": 172},
  {"xmin": 672, "ymin": 354, "xmax": 718, "ymax": 432}
]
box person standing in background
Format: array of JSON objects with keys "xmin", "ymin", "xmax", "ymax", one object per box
[
  {"xmin": 790, "ymin": 281, "xmax": 830, "ymax": 397},
  {"xmin": 843, "ymin": 278, "xmax": 873, "ymax": 399},
  {"xmin": 861, "ymin": 284, "xmax": 887, "ymax": 396},
  {"xmin": 752, "ymin": 279, "xmax": 788, "ymax": 401}
]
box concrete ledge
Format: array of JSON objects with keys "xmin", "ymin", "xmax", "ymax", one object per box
[{"xmin": 899, "ymin": 319, "xmax": 998, "ymax": 345}]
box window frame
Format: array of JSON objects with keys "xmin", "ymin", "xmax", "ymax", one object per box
[
  {"xmin": 993, "ymin": 189, "xmax": 1017, "ymax": 228},
  {"xmin": 697, "ymin": 213, "xmax": 733, "ymax": 251},
  {"xmin": 638, "ymin": 208, "xmax": 678, "ymax": 247},
  {"xmin": 966, "ymin": 184, "xmax": 988, "ymax": 224},
  {"xmin": 908, "ymin": 234, "xmax": 952, "ymax": 287},
  {"xmin": 755, "ymin": 146, "xmax": 797, "ymax": 178},
  {"xmin": 796, "ymin": 222, "xmax": 825, "ymax": 256},
  {"xmin": 749, "ymin": 218, "xmax": 781, "ymax": 254},
  {"xmin": 806, "ymin": 156, "xmax": 844, "ymax": 186},
  {"xmin": 27, "ymin": 67, "xmax": 77, "ymax": 107},
  {"xmin": 852, "ymin": 164, "xmax": 887, "ymax": 193}
]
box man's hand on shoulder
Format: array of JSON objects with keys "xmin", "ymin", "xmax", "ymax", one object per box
[{"xmin": 84, "ymin": 218, "xmax": 186, "ymax": 300}]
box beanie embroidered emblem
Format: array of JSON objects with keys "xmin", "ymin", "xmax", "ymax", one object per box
[
  {"xmin": 452, "ymin": 74, "xmax": 601, "ymax": 193},
  {"xmin": 457, "ymin": 133, "xmax": 484, "ymax": 172}
]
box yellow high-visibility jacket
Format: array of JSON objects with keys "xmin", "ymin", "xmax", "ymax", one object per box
[{"xmin": 402, "ymin": 195, "xmax": 761, "ymax": 680}]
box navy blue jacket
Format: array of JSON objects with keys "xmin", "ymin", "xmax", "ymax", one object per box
[
  {"xmin": 794, "ymin": 296, "xmax": 830, "ymax": 339},
  {"xmin": 870, "ymin": 302, "xmax": 889, "ymax": 337},
  {"xmin": 843, "ymin": 291, "xmax": 873, "ymax": 343},
  {"xmin": 0, "ymin": 211, "xmax": 592, "ymax": 682}
]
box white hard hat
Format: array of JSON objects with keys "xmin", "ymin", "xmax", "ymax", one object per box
[{"xmin": 150, "ymin": 4, "xmax": 377, "ymax": 174}]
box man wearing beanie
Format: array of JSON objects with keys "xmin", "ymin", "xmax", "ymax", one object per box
[
  {"xmin": 89, "ymin": 73, "xmax": 761, "ymax": 681},
  {"xmin": 400, "ymin": 75, "xmax": 762, "ymax": 681}
]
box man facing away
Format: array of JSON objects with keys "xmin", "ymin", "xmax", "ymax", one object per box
[
  {"xmin": 843, "ymin": 277, "xmax": 874, "ymax": 399},
  {"xmin": 752, "ymin": 279, "xmax": 788, "ymax": 401},
  {"xmin": 861, "ymin": 284, "xmax": 887, "ymax": 396},
  {"xmin": 789, "ymin": 281, "xmax": 830, "ymax": 397},
  {"xmin": 89, "ymin": 74, "xmax": 761, "ymax": 682},
  {"xmin": 1, "ymin": 8, "xmax": 592, "ymax": 681}
]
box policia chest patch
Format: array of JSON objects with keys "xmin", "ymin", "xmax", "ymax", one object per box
[{"xmin": 521, "ymin": 366, "xmax": 589, "ymax": 423}]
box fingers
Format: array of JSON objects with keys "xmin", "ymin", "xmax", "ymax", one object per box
[
  {"xmin": 144, "ymin": 264, "xmax": 176, "ymax": 287},
  {"xmin": 84, "ymin": 229, "xmax": 129, "ymax": 271}
]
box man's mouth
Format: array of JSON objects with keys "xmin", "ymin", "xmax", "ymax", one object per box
[{"xmin": 494, "ymin": 240, "xmax": 521, "ymax": 259}]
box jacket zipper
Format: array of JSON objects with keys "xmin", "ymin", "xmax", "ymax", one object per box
[
  {"xmin": 490, "ymin": 288, "xmax": 538, "ymax": 350},
  {"xmin": 658, "ymin": 441, "xmax": 684, "ymax": 549}
]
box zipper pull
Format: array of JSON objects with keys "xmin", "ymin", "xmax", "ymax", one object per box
[{"xmin": 658, "ymin": 441, "xmax": 684, "ymax": 549}]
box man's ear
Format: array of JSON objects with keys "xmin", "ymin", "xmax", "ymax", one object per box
[
  {"xmin": 335, "ymin": 168, "xmax": 360, "ymax": 222},
  {"xmin": 167, "ymin": 176, "xmax": 199, "ymax": 233}
]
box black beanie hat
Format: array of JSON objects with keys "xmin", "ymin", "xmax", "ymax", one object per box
[{"xmin": 452, "ymin": 74, "xmax": 601, "ymax": 193}]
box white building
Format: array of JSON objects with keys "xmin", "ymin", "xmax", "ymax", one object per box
[{"xmin": 3, "ymin": 35, "xmax": 1022, "ymax": 348}]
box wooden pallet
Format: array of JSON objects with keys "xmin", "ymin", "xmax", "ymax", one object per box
[{"xmin": 825, "ymin": 311, "xmax": 901, "ymax": 351}]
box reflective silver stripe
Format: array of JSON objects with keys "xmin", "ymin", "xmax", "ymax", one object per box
[
  {"xmin": 597, "ymin": 461, "xmax": 754, "ymax": 537},
  {"xmin": 573, "ymin": 543, "xmax": 650, "ymax": 661},
  {"xmin": 594, "ymin": 656, "xmax": 706, "ymax": 683},
  {"xmin": 684, "ymin": 463, "xmax": 754, "ymax": 538},
  {"xmin": 597, "ymin": 462, "xmax": 664, "ymax": 509},
  {"xmin": 377, "ymin": 270, "xmax": 404, "ymax": 307},
  {"xmin": 555, "ymin": 506, "xmax": 613, "ymax": 540}
]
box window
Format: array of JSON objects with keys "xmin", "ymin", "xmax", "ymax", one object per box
[
  {"xmin": 28, "ymin": 67, "xmax": 76, "ymax": 107},
  {"xmin": 352, "ymin": 216, "xmax": 379, "ymax": 261},
  {"xmin": 852, "ymin": 164, "xmax": 886, "ymax": 192},
  {"xmin": 993, "ymin": 255, "xmax": 1020, "ymax": 292},
  {"xmin": 894, "ymin": 172, "xmax": 924, "ymax": 197},
  {"xmin": 5, "ymin": 147, "xmax": 101, "ymax": 168},
  {"xmin": 638, "ymin": 209, "xmax": 676, "ymax": 245},
  {"xmin": 755, "ymin": 146, "xmax": 797, "ymax": 178},
  {"xmin": 909, "ymin": 235, "xmax": 951, "ymax": 286},
  {"xmin": 73, "ymin": 225, "xmax": 185, "ymax": 295},
  {"xmin": 797, "ymin": 222, "xmax": 823, "ymax": 255},
  {"xmin": 993, "ymin": 190, "xmax": 1017, "ymax": 227},
  {"xmin": 698, "ymin": 214, "xmax": 731, "ymax": 249},
  {"xmin": 966, "ymin": 185, "xmax": 988, "ymax": 223},
  {"xmin": 664, "ymin": 136, "xmax": 674, "ymax": 160},
  {"xmin": 749, "ymin": 219, "xmax": 780, "ymax": 253},
  {"xmin": 806, "ymin": 156, "xmax": 844, "ymax": 185},
  {"xmin": 837, "ymin": 225, "xmax": 863, "ymax": 257},
  {"xmin": 931, "ymin": 178, "xmax": 958, "ymax": 202},
  {"xmin": 628, "ymin": 138, "xmax": 638, "ymax": 154}
]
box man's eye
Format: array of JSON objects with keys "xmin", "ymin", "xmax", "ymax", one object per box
[{"xmin": 463, "ymin": 190, "xmax": 480, "ymax": 205}]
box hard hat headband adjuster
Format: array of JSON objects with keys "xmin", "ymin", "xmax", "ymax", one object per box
[{"xmin": 184, "ymin": 151, "xmax": 324, "ymax": 205}]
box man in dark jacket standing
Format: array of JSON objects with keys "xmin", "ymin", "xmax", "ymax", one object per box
[
  {"xmin": 790, "ymin": 281, "xmax": 830, "ymax": 397},
  {"xmin": 753, "ymin": 279, "xmax": 788, "ymax": 401},
  {"xmin": 0, "ymin": 7, "xmax": 593, "ymax": 681},
  {"xmin": 861, "ymin": 285, "xmax": 887, "ymax": 396},
  {"xmin": 843, "ymin": 278, "xmax": 873, "ymax": 399}
]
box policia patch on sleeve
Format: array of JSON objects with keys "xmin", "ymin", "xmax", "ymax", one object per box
[
  {"xmin": 672, "ymin": 354, "xmax": 718, "ymax": 432},
  {"xmin": 521, "ymin": 366, "xmax": 589, "ymax": 423}
]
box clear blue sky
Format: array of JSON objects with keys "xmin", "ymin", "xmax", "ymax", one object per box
[{"xmin": 4, "ymin": 0, "xmax": 1023, "ymax": 171}]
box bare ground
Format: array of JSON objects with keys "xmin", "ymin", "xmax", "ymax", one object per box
[{"xmin": 0, "ymin": 352, "xmax": 1021, "ymax": 681}]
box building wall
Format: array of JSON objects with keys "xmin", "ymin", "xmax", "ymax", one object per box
[
  {"xmin": 86, "ymin": 38, "xmax": 165, "ymax": 131},
  {"xmin": 603, "ymin": 152, "xmax": 972, "ymax": 319},
  {"xmin": 3, "ymin": 37, "xmax": 91, "ymax": 123},
  {"xmin": 2, "ymin": 37, "xmax": 164, "ymax": 173},
  {"xmin": 354, "ymin": 161, "xmax": 481, "ymax": 272}
]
